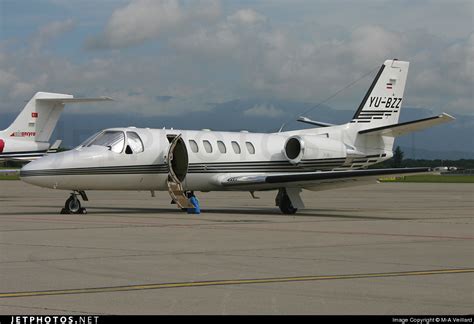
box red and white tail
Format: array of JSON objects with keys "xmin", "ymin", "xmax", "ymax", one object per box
[
  {"xmin": 3, "ymin": 92, "xmax": 73, "ymax": 142},
  {"xmin": 0, "ymin": 92, "xmax": 112, "ymax": 161},
  {"xmin": 2, "ymin": 92, "xmax": 113, "ymax": 143}
]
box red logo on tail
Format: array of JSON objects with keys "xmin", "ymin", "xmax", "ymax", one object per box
[{"xmin": 0, "ymin": 139, "xmax": 5, "ymax": 153}]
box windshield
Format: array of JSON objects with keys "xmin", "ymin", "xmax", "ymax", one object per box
[
  {"xmin": 87, "ymin": 131, "xmax": 125, "ymax": 153},
  {"xmin": 76, "ymin": 132, "xmax": 101, "ymax": 149}
]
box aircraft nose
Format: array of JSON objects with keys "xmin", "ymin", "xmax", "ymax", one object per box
[
  {"xmin": 20, "ymin": 152, "xmax": 69, "ymax": 188},
  {"xmin": 20, "ymin": 146, "xmax": 109, "ymax": 189},
  {"xmin": 21, "ymin": 153, "xmax": 58, "ymax": 173}
]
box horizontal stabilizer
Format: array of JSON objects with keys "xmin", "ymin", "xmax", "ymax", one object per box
[
  {"xmin": 358, "ymin": 113, "xmax": 455, "ymax": 137},
  {"xmin": 36, "ymin": 97, "xmax": 113, "ymax": 104}
]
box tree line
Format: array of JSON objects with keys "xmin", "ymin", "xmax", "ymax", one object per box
[{"xmin": 371, "ymin": 146, "xmax": 474, "ymax": 169}]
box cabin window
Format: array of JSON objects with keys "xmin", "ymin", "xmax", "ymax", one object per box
[
  {"xmin": 245, "ymin": 142, "xmax": 255, "ymax": 154},
  {"xmin": 231, "ymin": 141, "xmax": 241, "ymax": 154},
  {"xmin": 189, "ymin": 140, "xmax": 199, "ymax": 153},
  {"xmin": 217, "ymin": 141, "xmax": 227, "ymax": 153},
  {"xmin": 87, "ymin": 131, "xmax": 125, "ymax": 153},
  {"xmin": 127, "ymin": 132, "xmax": 144, "ymax": 153},
  {"xmin": 203, "ymin": 140, "xmax": 213, "ymax": 153}
]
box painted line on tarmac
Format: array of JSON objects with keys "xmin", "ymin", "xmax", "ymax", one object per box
[{"xmin": 0, "ymin": 268, "xmax": 473, "ymax": 299}]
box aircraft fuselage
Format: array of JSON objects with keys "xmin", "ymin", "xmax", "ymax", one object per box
[{"xmin": 20, "ymin": 126, "xmax": 390, "ymax": 192}]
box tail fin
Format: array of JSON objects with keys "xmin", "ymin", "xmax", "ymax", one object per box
[
  {"xmin": 348, "ymin": 60, "xmax": 454, "ymax": 159},
  {"xmin": 351, "ymin": 59, "xmax": 409, "ymax": 128},
  {"xmin": 3, "ymin": 92, "xmax": 113, "ymax": 143},
  {"xmin": 4, "ymin": 92, "xmax": 73, "ymax": 142}
]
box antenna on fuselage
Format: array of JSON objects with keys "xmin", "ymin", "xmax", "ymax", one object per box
[
  {"xmin": 279, "ymin": 65, "xmax": 379, "ymax": 132},
  {"xmin": 277, "ymin": 123, "xmax": 286, "ymax": 133}
]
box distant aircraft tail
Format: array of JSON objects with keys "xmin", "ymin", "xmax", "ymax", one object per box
[
  {"xmin": 3, "ymin": 92, "xmax": 73, "ymax": 142},
  {"xmin": 2, "ymin": 92, "xmax": 112, "ymax": 143}
]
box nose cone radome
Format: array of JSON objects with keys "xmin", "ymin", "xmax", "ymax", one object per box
[
  {"xmin": 20, "ymin": 153, "xmax": 65, "ymax": 188},
  {"xmin": 20, "ymin": 146, "xmax": 111, "ymax": 188}
]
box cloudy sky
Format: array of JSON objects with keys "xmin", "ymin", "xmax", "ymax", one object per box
[{"xmin": 0, "ymin": 0, "xmax": 472, "ymax": 118}]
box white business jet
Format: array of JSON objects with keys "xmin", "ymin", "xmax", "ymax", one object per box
[
  {"xmin": 20, "ymin": 60, "xmax": 454, "ymax": 214},
  {"xmin": 0, "ymin": 92, "xmax": 112, "ymax": 161}
]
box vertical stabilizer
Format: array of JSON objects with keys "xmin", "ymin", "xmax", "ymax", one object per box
[
  {"xmin": 351, "ymin": 59, "xmax": 409, "ymax": 128},
  {"xmin": 4, "ymin": 92, "xmax": 73, "ymax": 142}
]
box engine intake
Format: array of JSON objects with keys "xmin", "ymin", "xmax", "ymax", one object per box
[
  {"xmin": 283, "ymin": 135, "xmax": 346, "ymax": 165},
  {"xmin": 285, "ymin": 137, "xmax": 302, "ymax": 160},
  {"xmin": 284, "ymin": 136, "xmax": 305, "ymax": 164}
]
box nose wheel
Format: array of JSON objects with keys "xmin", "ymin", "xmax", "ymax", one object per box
[{"xmin": 61, "ymin": 191, "xmax": 88, "ymax": 214}]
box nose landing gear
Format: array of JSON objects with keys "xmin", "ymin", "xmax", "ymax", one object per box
[{"xmin": 61, "ymin": 191, "xmax": 88, "ymax": 214}]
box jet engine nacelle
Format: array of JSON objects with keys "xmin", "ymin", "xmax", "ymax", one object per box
[{"xmin": 283, "ymin": 135, "xmax": 347, "ymax": 164}]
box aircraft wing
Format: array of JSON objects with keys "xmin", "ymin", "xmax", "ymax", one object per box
[{"xmin": 220, "ymin": 167, "xmax": 430, "ymax": 191}]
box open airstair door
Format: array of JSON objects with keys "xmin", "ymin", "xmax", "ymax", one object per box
[{"xmin": 166, "ymin": 134, "xmax": 194, "ymax": 209}]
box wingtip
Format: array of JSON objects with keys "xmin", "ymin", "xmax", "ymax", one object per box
[{"xmin": 440, "ymin": 112, "xmax": 455, "ymax": 120}]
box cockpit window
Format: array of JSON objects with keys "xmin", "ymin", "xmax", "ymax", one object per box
[
  {"xmin": 127, "ymin": 131, "xmax": 144, "ymax": 153},
  {"xmin": 77, "ymin": 132, "xmax": 101, "ymax": 148},
  {"xmin": 87, "ymin": 131, "xmax": 125, "ymax": 153}
]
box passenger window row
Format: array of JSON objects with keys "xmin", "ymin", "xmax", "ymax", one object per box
[{"xmin": 189, "ymin": 139, "xmax": 255, "ymax": 155}]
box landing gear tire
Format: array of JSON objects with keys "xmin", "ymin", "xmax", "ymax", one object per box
[
  {"xmin": 61, "ymin": 195, "xmax": 87, "ymax": 214},
  {"xmin": 277, "ymin": 191, "xmax": 298, "ymax": 215}
]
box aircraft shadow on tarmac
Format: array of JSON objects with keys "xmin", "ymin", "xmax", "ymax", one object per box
[{"xmin": 6, "ymin": 205, "xmax": 409, "ymax": 221}]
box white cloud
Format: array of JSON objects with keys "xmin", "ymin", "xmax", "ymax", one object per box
[
  {"xmin": 86, "ymin": 0, "xmax": 221, "ymax": 49},
  {"xmin": 244, "ymin": 104, "xmax": 284, "ymax": 117},
  {"xmin": 0, "ymin": 69, "xmax": 17, "ymax": 88},
  {"xmin": 227, "ymin": 9, "xmax": 266, "ymax": 25},
  {"xmin": 349, "ymin": 26, "xmax": 403, "ymax": 66},
  {"xmin": 32, "ymin": 19, "xmax": 76, "ymax": 52},
  {"xmin": 1, "ymin": 0, "xmax": 472, "ymax": 119},
  {"xmin": 101, "ymin": 0, "xmax": 182, "ymax": 48}
]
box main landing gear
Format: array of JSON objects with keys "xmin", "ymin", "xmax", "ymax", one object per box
[
  {"xmin": 276, "ymin": 188, "xmax": 298, "ymax": 215},
  {"xmin": 61, "ymin": 191, "xmax": 88, "ymax": 214}
]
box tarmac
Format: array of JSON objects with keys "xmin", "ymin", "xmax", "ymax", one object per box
[{"xmin": 0, "ymin": 180, "xmax": 472, "ymax": 314}]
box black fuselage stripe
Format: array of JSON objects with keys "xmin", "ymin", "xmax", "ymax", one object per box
[
  {"xmin": 20, "ymin": 156, "xmax": 386, "ymax": 177},
  {"xmin": 193, "ymin": 159, "xmax": 346, "ymax": 165},
  {"xmin": 21, "ymin": 167, "xmax": 342, "ymax": 177},
  {"xmin": 20, "ymin": 165, "xmax": 347, "ymax": 177}
]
